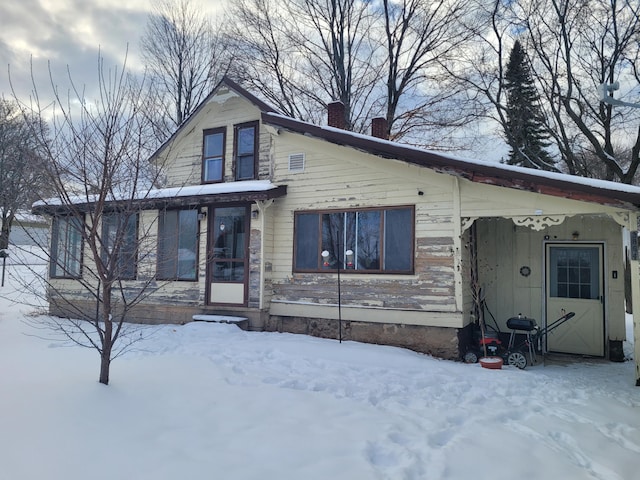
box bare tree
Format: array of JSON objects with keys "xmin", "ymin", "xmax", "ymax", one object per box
[
  {"xmin": 141, "ymin": 0, "xmax": 230, "ymax": 137},
  {"xmin": 13, "ymin": 53, "xmax": 164, "ymax": 385},
  {"xmin": 226, "ymin": 0, "xmax": 382, "ymax": 132},
  {"xmin": 291, "ymin": 0, "xmax": 382, "ymax": 132},
  {"xmin": 0, "ymin": 99, "xmax": 49, "ymax": 250},
  {"xmin": 449, "ymin": 0, "xmax": 640, "ymax": 181},
  {"xmin": 380, "ymin": 0, "xmax": 475, "ymax": 142},
  {"xmin": 438, "ymin": 0, "xmax": 526, "ymax": 158},
  {"xmin": 225, "ymin": 0, "xmax": 480, "ymax": 148},
  {"xmin": 224, "ymin": 0, "xmax": 312, "ymax": 120},
  {"xmin": 519, "ymin": 0, "xmax": 640, "ymax": 182}
]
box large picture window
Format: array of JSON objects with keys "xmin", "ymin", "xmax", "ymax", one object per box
[
  {"xmin": 234, "ymin": 122, "xmax": 258, "ymax": 180},
  {"xmin": 50, "ymin": 216, "xmax": 83, "ymax": 278},
  {"xmin": 294, "ymin": 206, "xmax": 414, "ymax": 273},
  {"xmin": 102, "ymin": 213, "xmax": 138, "ymax": 280},
  {"xmin": 203, "ymin": 128, "xmax": 225, "ymax": 183},
  {"xmin": 157, "ymin": 209, "xmax": 198, "ymax": 281}
]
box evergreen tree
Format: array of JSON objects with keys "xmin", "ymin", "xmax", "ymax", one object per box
[{"xmin": 504, "ymin": 40, "xmax": 555, "ymax": 170}]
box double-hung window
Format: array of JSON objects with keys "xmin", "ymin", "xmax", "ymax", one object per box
[
  {"xmin": 50, "ymin": 215, "xmax": 83, "ymax": 278},
  {"xmin": 294, "ymin": 206, "xmax": 414, "ymax": 273},
  {"xmin": 102, "ymin": 213, "xmax": 138, "ymax": 280},
  {"xmin": 203, "ymin": 127, "xmax": 225, "ymax": 183},
  {"xmin": 234, "ymin": 122, "xmax": 258, "ymax": 180},
  {"xmin": 157, "ymin": 209, "xmax": 199, "ymax": 281}
]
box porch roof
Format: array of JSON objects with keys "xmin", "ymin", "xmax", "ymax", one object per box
[
  {"xmin": 32, "ymin": 180, "xmax": 288, "ymax": 215},
  {"xmin": 263, "ymin": 112, "xmax": 640, "ymax": 210}
]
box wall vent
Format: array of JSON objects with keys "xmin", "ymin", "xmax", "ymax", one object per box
[{"xmin": 288, "ymin": 153, "xmax": 305, "ymax": 172}]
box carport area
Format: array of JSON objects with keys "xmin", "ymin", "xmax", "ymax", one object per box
[{"xmin": 470, "ymin": 213, "xmax": 631, "ymax": 362}]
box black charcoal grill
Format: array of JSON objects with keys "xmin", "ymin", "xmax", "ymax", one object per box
[
  {"xmin": 464, "ymin": 311, "xmax": 576, "ymax": 369},
  {"xmin": 506, "ymin": 312, "xmax": 576, "ymax": 368},
  {"xmin": 507, "ymin": 316, "xmax": 539, "ymax": 365}
]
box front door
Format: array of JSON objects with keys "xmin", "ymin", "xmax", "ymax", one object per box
[
  {"xmin": 207, "ymin": 205, "xmax": 249, "ymax": 306},
  {"xmin": 545, "ymin": 244, "xmax": 604, "ymax": 356}
]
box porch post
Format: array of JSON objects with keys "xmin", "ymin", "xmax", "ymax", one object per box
[
  {"xmin": 256, "ymin": 199, "xmax": 274, "ymax": 310},
  {"xmin": 633, "ymin": 261, "xmax": 640, "ymax": 386},
  {"xmin": 452, "ymin": 177, "xmax": 463, "ymax": 312},
  {"xmin": 629, "ymin": 214, "xmax": 640, "ymax": 386}
]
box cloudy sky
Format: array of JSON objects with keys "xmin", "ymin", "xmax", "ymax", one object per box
[{"xmin": 0, "ymin": 0, "xmax": 224, "ymax": 103}]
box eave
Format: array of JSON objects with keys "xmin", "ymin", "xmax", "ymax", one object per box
[
  {"xmin": 262, "ymin": 112, "xmax": 640, "ymax": 211},
  {"xmin": 33, "ymin": 183, "xmax": 288, "ymax": 216}
]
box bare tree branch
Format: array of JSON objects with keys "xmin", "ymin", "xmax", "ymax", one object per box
[
  {"xmin": 141, "ymin": 0, "xmax": 230, "ymax": 137},
  {"xmin": 9, "ymin": 50, "xmax": 166, "ymax": 385}
]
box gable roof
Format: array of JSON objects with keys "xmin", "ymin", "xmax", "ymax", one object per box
[
  {"xmin": 150, "ymin": 76, "xmax": 278, "ymax": 162},
  {"xmin": 149, "ymin": 76, "xmax": 640, "ymax": 210},
  {"xmin": 261, "ymin": 112, "xmax": 640, "ymax": 210}
]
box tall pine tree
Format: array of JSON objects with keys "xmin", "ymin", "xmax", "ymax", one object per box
[{"xmin": 504, "ymin": 40, "xmax": 555, "ymax": 170}]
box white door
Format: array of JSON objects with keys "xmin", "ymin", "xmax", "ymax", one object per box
[{"xmin": 545, "ymin": 244, "xmax": 604, "ymax": 356}]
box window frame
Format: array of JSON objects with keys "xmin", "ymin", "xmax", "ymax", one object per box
[
  {"xmin": 293, "ymin": 205, "xmax": 415, "ymax": 274},
  {"xmin": 50, "ymin": 215, "xmax": 84, "ymax": 279},
  {"xmin": 156, "ymin": 208, "xmax": 200, "ymax": 281},
  {"xmin": 234, "ymin": 121, "xmax": 259, "ymax": 181},
  {"xmin": 202, "ymin": 127, "xmax": 226, "ymax": 184},
  {"xmin": 101, "ymin": 212, "xmax": 139, "ymax": 281}
]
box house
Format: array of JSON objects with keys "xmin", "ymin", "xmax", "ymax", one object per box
[
  {"xmin": 3, "ymin": 211, "xmax": 49, "ymax": 247},
  {"xmin": 35, "ymin": 77, "xmax": 640, "ymax": 382}
]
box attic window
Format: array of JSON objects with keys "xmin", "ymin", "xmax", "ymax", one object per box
[{"xmin": 288, "ymin": 153, "xmax": 305, "ymax": 172}]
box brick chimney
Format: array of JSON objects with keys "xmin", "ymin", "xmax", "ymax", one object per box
[
  {"xmin": 327, "ymin": 101, "xmax": 346, "ymax": 129},
  {"xmin": 371, "ymin": 117, "xmax": 389, "ymax": 140}
]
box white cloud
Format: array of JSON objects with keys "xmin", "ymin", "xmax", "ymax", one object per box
[{"xmin": 0, "ymin": 0, "xmax": 227, "ymax": 101}]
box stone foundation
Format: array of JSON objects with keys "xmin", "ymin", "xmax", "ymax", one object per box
[
  {"xmin": 48, "ymin": 298, "xmax": 463, "ymax": 359},
  {"xmin": 48, "ymin": 299, "xmax": 267, "ymax": 330},
  {"xmin": 266, "ymin": 315, "xmax": 462, "ymax": 360}
]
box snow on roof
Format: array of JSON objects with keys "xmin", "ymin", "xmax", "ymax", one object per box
[
  {"xmin": 34, "ymin": 180, "xmax": 281, "ymax": 208},
  {"xmin": 146, "ymin": 180, "xmax": 279, "ymax": 199},
  {"xmin": 263, "ymin": 112, "xmax": 640, "ymax": 199}
]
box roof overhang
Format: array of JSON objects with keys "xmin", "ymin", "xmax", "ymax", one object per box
[
  {"xmin": 262, "ymin": 112, "xmax": 640, "ymax": 210},
  {"xmin": 33, "ymin": 181, "xmax": 287, "ymax": 216}
]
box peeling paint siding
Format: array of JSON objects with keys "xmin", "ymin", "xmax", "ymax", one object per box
[
  {"xmin": 248, "ymin": 227, "xmax": 262, "ymax": 308},
  {"xmin": 268, "ymin": 130, "xmax": 460, "ymax": 325},
  {"xmin": 261, "ymin": 205, "xmax": 276, "ymax": 309},
  {"xmin": 459, "ymin": 229, "xmax": 474, "ymax": 323}
]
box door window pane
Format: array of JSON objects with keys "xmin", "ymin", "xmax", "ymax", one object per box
[
  {"xmin": 213, "ymin": 261, "xmax": 245, "ymax": 281},
  {"xmin": 211, "ymin": 206, "xmax": 246, "ymax": 283},
  {"xmin": 550, "ymin": 247, "xmax": 599, "ymax": 299}
]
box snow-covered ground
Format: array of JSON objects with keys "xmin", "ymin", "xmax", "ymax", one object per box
[{"xmin": 0, "ymin": 262, "xmax": 639, "ymax": 480}]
